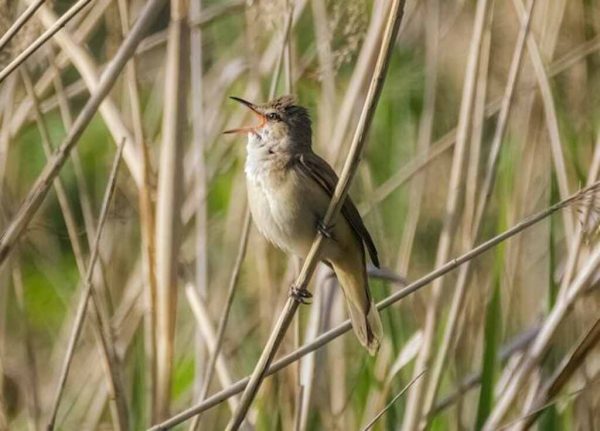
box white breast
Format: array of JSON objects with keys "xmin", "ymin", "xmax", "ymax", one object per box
[{"xmin": 245, "ymin": 150, "xmax": 316, "ymax": 256}]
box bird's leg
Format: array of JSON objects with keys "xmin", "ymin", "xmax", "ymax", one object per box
[
  {"xmin": 316, "ymin": 218, "xmax": 334, "ymax": 239},
  {"xmin": 289, "ymin": 284, "xmax": 312, "ymax": 304}
]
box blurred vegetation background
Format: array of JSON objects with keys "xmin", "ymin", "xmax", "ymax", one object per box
[{"xmin": 0, "ymin": 0, "xmax": 599, "ymax": 430}]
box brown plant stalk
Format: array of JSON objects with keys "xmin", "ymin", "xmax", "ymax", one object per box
[
  {"xmin": 0, "ymin": 0, "xmax": 167, "ymax": 268},
  {"xmin": 47, "ymin": 142, "xmax": 127, "ymax": 431},
  {"xmin": 149, "ymin": 180, "xmax": 600, "ymax": 430},
  {"xmin": 0, "ymin": 0, "xmax": 93, "ymax": 84},
  {"xmin": 224, "ymin": 1, "xmax": 407, "ymax": 429}
]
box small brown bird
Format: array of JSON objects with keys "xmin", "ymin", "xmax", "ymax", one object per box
[{"xmin": 225, "ymin": 95, "xmax": 383, "ymax": 355}]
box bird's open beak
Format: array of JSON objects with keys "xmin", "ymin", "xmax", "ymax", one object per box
[{"xmin": 223, "ymin": 96, "xmax": 266, "ymax": 134}]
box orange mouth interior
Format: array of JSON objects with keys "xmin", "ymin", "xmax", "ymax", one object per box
[{"xmin": 224, "ymin": 111, "xmax": 266, "ymax": 135}]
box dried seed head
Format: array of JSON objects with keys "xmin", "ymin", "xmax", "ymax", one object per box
[
  {"xmin": 571, "ymin": 182, "xmax": 600, "ymax": 242},
  {"xmin": 326, "ymin": 0, "xmax": 368, "ymax": 74},
  {"xmin": 0, "ymin": 1, "xmax": 52, "ymax": 70}
]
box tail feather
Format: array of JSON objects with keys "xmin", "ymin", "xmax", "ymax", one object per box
[{"xmin": 332, "ymin": 261, "xmax": 383, "ymax": 355}]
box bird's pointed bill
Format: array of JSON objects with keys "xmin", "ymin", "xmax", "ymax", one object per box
[{"xmin": 224, "ymin": 96, "xmax": 266, "ymax": 134}]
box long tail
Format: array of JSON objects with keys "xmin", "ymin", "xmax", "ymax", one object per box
[{"xmin": 331, "ymin": 259, "xmax": 383, "ymax": 355}]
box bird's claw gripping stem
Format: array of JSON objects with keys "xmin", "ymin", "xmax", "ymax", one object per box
[
  {"xmin": 290, "ymin": 284, "xmax": 312, "ymax": 304},
  {"xmin": 317, "ymin": 220, "xmax": 334, "ymax": 239}
]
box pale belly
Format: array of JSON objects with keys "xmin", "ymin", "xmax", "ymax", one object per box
[{"xmin": 246, "ymin": 168, "xmax": 335, "ymax": 259}]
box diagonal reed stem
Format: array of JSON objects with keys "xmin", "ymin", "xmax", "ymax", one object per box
[
  {"xmin": 47, "ymin": 142, "xmax": 125, "ymax": 431},
  {"xmin": 0, "ymin": 0, "xmax": 92, "ymax": 84},
  {"xmin": 0, "ymin": 0, "xmax": 46, "ymax": 52},
  {"xmin": 0, "ymin": 0, "xmax": 167, "ymax": 269},
  {"xmin": 222, "ymin": 1, "xmax": 407, "ymax": 429},
  {"xmin": 149, "ymin": 180, "xmax": 600, "ymax": 431},
  {"xmin": 188, "ymin": 209, "xmax": 250, "ymax": 429},
  {"xmin": 421, "ymin": 0, "xmax": 538, "ymax": 418}
]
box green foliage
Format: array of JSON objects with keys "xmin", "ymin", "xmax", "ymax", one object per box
[
  {"xmin": 475, "ymin": 267, "xmax": 501, "ymax": 429},
  {"xmin": 2, "ymin": 1, "xmax": 597, "ymax": 429}
]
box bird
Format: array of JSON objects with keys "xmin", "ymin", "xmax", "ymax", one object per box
[{"xmin": 224, "ymin": 95, "xmax": 383, "ymax": 355}]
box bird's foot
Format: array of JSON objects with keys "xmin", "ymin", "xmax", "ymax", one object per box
[
  {"xmin": 317, "ymin": 219, "xmax": 334, "ymax": 239},
  {"xmin": 289, "ymin": 284, "xmax": 312, "ymax": 304}
]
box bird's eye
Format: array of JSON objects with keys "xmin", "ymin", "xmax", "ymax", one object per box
[{"xmin": 267, "ymin": 113, "xmax": 280, "ymax": 121}]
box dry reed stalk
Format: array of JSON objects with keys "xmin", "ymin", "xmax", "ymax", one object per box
[
  {"xmin": 483, "ymin": 4, "xmax": 597, "ymax": 426},
  {"xmin": 0, "ymin": 0, "xmax": 166, "ymax": 271},
  {"xmin": 281, "ymin": 7, "xmax": 303, "ymax": 429},
  {"xmin": 483, "ymin": 234, "xmax": 600, "ymax": 427},
  {"xmin": 36, "ymin": 74, "xmax": 86, "ymax": 114},
  {"xmin": 22, "ymin": 63, "xmax": 116, "ymax": 344},
  {"xmin": 359, "ymin": 331, "xmax": 422, "ymax": 429},
  {"xmin": 421, "ymin": 0, "xmax": 537, "ymax": 419},
  {"xmin": 6, "ymin": 0, "xmax": 250, "ymax": 142},
  {"xmin": 327, "ymin": 296, "xmax": 349, "ymax": 429},
  {"xmin": 37, "ymin": 257, "xmax": 141, "ymax": 429},
  {"xmin": 44, "ymin": 44, "xmax": 129, "ymax": 414},
  {"xmin": 188, "ymin": 209, "xmax": 251, "ymax": 429},
  {"xmin": 180, "ymin": 3, "xmax": 306, "ymax": 200},
  {"xmin": 250, "ymin": 24, "xmax": 290, "ymax": 320},
  {"xmin": 430, "ymin": 326, "xmax": 541, "ymax": 415},
  {"xmin": 515, "ymin": 317, "xmax": 600, "ymax": 430},
  {"xmin": 0, "ymin": 3, "xmax": 164, "ymax": 423},
  {"xmin": 184, "ymin": 285, "xmax": 241, "ymax": 413},
  {"xmin": 268, "ymin": 9, "xmax": 294, "ymax": 98},
  {"xmin": 46, "ymin": 143, "xmax": 127, "ymax": 431},
  {"xmin": 358, "ymin": 164, "xmax": 387, "ymax": 264},
  {"xmin": 283, "ymin": 3, "xmax": 293, "ymax": 95},
  {"xmin": 22, "ymin": 67, "xmax": 130, "ymax": 429},
  {"xmin": 116, "ymin": 0, "xmax": 159, "ymax": 422},
  {"xmin": 0, "ymin": 74, "xmax": 17, "ymax": 191},
  {"xmin": 224, "ymin": 2, "xmax": 406, "ymax": 430},
  {"xmin": 153, "ymin": 0, "xmax": 189, "ymax": 420},
  {"xmin": 181, "ymin": 65, "xmax": 279, "ymax": 221},
  {"xmin": 8, "ymin": 0, "xmax": 119, "ymax": 130},
  {"xmin": 136, "ymin": 0, "xmax": 244, "ymax": 58},
  {"xmin": 76, "ymin": 261, "xmax": 146, "ymax": 429},
  {"xmin": 532, "ymin": 36, "xmax": 600, "ymax": 302},
  {"xmin": 491, "ymin": 380, "xmax": 600, "ymax": 431},
  {"xmin": 0, "ymin": 0, "xmax": 46, "ymax": 52},
  {"xmin": 511, "ymin": 0, "xmax": 574, "ymax": 245},
  {"xmin": 362, "ymin": 34, "xmax": 600, "ymax": 216},
  {"xmin": 538, "ymin": 0, "xmax": 567, "ymax": 57},
  {"xmin": 189, "ymin": 0, "xmax": 208, "ymax": 425},
  {"xmin": 326, "ymin": 0, "xmax": 386, "ymax": 162},
  {"xmin": 69, "ymin": 0, "xmax": 113, "ymax": 41},
  {"xmin": 190, "ymin": 0, "xmax": 245, "ymax": 28},
  {"xmin": 548, "ymin": 34, "xmax": 600, "ymax": 76},
  {"xmin": 0, "ymin": 266, "xmax": 6, "ymax": 430},
  {"xmin": 497, "ymin": 1, "xmax": 567, "ymax": 312},
  {"xmin": 81, "ymin": 383, "xmax": 110, "ymax": 430},
  {"xmin": 310, "ymin": 0, "xmax": 336, "ymax": 146},
  {"xmin": 557, "ymin": 134, "xmax": 600, "ymax": 307},
  {"xmin": 194, "ymin": 7, "xmax": 297, "ymax": 426},
  {"xmin": 149, "ymin": 180, "xmax": 600, "ymax": 431},
  {"xmin": 52, "ymin": 364, "xmax": 105, "ymax": 429},
  {"xmin": 47, "ymin": 47, "xmax": 97, "ymax": 244},
  {"xmin": 27, "ymin": 0, "xmax": 143, "ymax": 187},
  {"xmin": 11, "ymin": 263, "xmax": 40, "ymax": 430},
  {"xmin": 0, "ymin": 0, "xmax": 93, "ymax": 84},
  {"xmin": 361, "ymin": 370, "xmax": 427, "ymax": 431},
  {"xmin": 462, "ymin": 12, "xmax": 492, "ymax": 239},
  {"xmin": 401, "ymin": 1, "xmax": 492, "ymax": 428},
  {"xmin": 396, "ymin": 0, "xmax": 439, "ymax": 274},
  {"xmin": 111, "ymin": 258, "xmax": 144, "ymax": 337},
  {"xmin": 20, "ymin": 67, "xmax": 87, "ymax": 280},
  {"xmin": 297, "ymin": 270, "xmax": 330, "ymax": 431}
]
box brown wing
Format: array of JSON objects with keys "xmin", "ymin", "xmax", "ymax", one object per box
[{"xmin": 295, "ymin": 152, "xmax": 380, "ymax": 268}]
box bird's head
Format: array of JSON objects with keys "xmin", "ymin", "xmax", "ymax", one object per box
[{"xmin": 224, "ymin": 95, "xmax": 312, "ymax": 152}]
